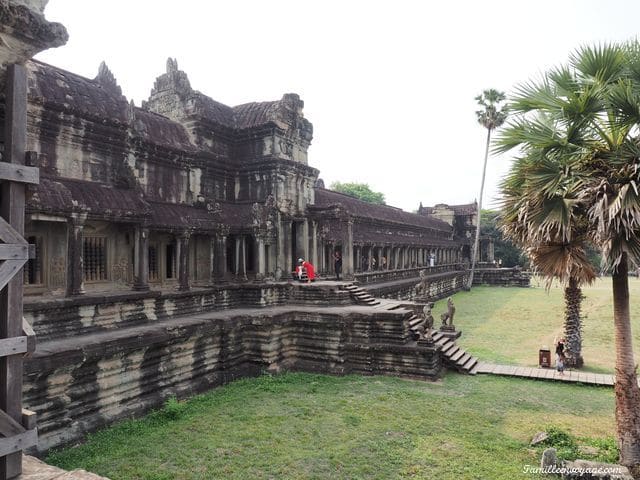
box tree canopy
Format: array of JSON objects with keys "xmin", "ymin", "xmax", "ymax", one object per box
[
  {"xmin": 480, "ymin": 210, "xmax": 527, "ymax": 268},
  {"xmin": 497, "ymin": 41, "xmax": 640, "ymax": 469},
  {"xmin": 330, "ymin": 182, "xmax": 386, "ymax": 205}
]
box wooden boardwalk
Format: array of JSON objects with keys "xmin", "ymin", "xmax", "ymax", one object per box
[{"xmin": 476, "ymin": 362, "xmax": 616, "ymax": 386}]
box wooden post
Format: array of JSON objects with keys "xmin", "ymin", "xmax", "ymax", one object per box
[{"xmin": 0, "ymin": 63, "xmax": 27, "ymax": 478}]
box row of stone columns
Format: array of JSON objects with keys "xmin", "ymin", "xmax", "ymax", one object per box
[
  {"xmin": 351, "ymin": 244, "xmax": 461, "ymax": 273},
  {"xmin": 66, "ymin": 221, "xmax": 251, "ymax": 297}
]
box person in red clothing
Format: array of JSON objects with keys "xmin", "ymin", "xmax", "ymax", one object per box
[{"xmin": 298, "ymin": 258, "xmax": 316, "ymax": 283}]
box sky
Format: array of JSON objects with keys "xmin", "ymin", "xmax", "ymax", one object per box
[{"xmin": 35, "ymin": 0, "xmax": 640, "ymax": 212}]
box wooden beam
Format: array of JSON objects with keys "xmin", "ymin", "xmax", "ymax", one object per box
[
  {"xmin": 0, "ymin": 245, "xmax": 29, "ymax": 261},
  {"xmin": 20, "ymin": 410, "xmax": 35, "ymax": 431},
  {"xmin": 0, "ymin": 430, "xmax": 37, "ymax": 458},
  {"xmin": 21, "ymin": 319, "xmax": 35, "ymax": 357},
  {"xmin": 0, "ymin": 410, "xmax": 24, "ymax": 437},
  {"xmin": 0, "ymin": 261, "xmax": 26, "ymax": 293},
  {"xmin": 0, "ymin": 218, "xmax": 25, "ymax": 247},
  {"xmin": 0, "ymin": 164, "xmax": 38, "ymax": 185},
  {"xmin": 0, "ymin": 338, "xmax": 26, "ymax": 358}
]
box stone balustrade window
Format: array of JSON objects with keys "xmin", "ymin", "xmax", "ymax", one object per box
[
  {"xmin": 148, "ymin": 245, "xmax": 158, "ymax": 281},
  {"xmin": 83, "ymin": 236, "xmax": 107, "ymax": 281},
  {"xmin": 24, "ymin": 235, "xmax": 43, "ymax": 285}
]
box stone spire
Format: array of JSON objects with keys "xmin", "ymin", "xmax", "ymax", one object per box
[
  {"xmin": 149, "ymin": 57, "xmax": 192, "ymax": 98},
  {"xmin": 95, "ymin": 61, "xmax": 122, "ymax": 95}
]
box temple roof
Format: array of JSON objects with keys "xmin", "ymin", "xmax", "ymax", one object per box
[
  {"xmin": 313, "ymin": 188, "xmax": 452, "ymax": 232},
  {"xmin": 27, "ymin": 60, "xmax": 129, "ymax": 123},
  {"xmin": 232, "ymin": 101, "xmax": 281, "ymax": 130},
  {"xmin": 131, "ymin": 107, "xmax": 195, "ymax": 151},
  {"xmin": 418, "ymin": 202, "xmax": 477, "ymax": 216},
  {"xmin": 147, "ymin": 202, "xmax": 218, "ymax": 230},
  {"xmin": 27, "ymin": 177, "xmax": 149, "ymax": 220},
  {"xmin": 27, "ymin": 177, "xmax": 256, "ymax": 231}
]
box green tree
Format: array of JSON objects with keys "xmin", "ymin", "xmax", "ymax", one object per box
[
  {"xmin": 329, "ymin": 182, "xmax": 386, "ymax": 205},
  {"xmin": 497, "ymin": 42, "xmax": 640, "ymax": 470},
  {"xmin": 468, "ymin": 89, "xmax": 508, "ymax": 289},
  {"xmin": 480, "ymin": 210, "xmax": 527, "ymax": 267}
]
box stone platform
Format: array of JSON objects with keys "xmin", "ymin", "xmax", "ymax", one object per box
[{"xmin": 23, "ymin": 281, "xmax": 443, "ymax": 454}]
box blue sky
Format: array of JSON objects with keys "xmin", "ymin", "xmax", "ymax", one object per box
[{"xmin": 37, "ymin": 0, "xmax": 640, "ymax": 211}]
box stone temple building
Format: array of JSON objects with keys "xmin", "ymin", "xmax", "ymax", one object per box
[
  {"xmin": 22, "ymin": 57, "xmax": 471, "ymax": 298},
  {"xmin": 0, "ymin": 0, "xmax": 529, "ymax": 461}
]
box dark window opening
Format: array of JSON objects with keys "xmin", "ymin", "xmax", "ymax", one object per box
[
  {"xmin": 166, "ymin": 243, "xmax": 176, "ymax": 279},
  {"xmin": 24, "ymin": 235, "xmax": 43, "ymax": 285},
  {"xmin": 83, "ymin": 236, "xmax": 107, "ymax": 281}
]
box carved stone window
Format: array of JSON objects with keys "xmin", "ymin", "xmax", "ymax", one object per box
[
  {"xmin": 83, "ymin": 236, "xmax": 107, "ymax": 281},
  {"xmin": 24, "ymin": 235, "xmax": 43, "ymax": 285},
  {"xmin": 148, "ymin": 244, "xmax": 158, "ymax": 281}
]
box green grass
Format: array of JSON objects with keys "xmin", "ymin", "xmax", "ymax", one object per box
[
  {"xmin": 434, "ymin": 277, "xmax": 640, "ymax": 373},
  {"xmin": 47, "ymin": 372, "xmax": 616, "ymax": 480}
]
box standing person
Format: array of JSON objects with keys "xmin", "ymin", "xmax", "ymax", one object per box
[
  {"xmin": 334, "ymin": 251, "xmax": 342, "ymax": 280},
  {"xmin": 555, "ymin": 337, "xmax": 566, "ymax": 375},
  {"xmin": 371, "ymin": 256, "xmax": 377, "ymax": 271},
  {"xmin": 298, "ymin": 258, "xmax": 315, "ymax": 283},
  {"xmin": 381, "ymin": 256, "xmax": 387, "ymax": 270}
]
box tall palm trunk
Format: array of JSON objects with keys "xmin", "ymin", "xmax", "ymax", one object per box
[
  {"xmin": 467, "ymin": 128, "xmax": 491, "ymax": 289},
  {"xmin": 563, "ymin": 276, "xmax": 584, "ymax": 368},
  {"xmin": 612, "ymin": 253, "xmax": 640, "ymax": 471}
]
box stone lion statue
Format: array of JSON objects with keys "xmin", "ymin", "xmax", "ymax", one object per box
[{"xmin": 414, "ymin": 270, "xmax": 429, "ymax": 297}]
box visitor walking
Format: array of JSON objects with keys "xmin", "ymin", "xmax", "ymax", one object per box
[{"xmin": 334, "ymin": 251, "xmax": 342, "ymax": 280}]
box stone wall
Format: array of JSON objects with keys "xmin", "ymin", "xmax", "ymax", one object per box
[
  {"xmin": 23, "ymin": 284, "xmax": 440, "ymax": 453},
  {"xmin": 365, "ymin": 270, "xmax": 469, "ymax": 302},
  {"xmin": 472, "ymin": 267, "xmax": 531, "ymax": 287}
]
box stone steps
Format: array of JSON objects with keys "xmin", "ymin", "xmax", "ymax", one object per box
[{"xmin": 344, "ymin": 284, "xmax": 381, "ymax": 306}]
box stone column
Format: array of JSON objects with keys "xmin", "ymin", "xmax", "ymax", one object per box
[
  {"xmin": 343, "ymin": 219, "xmax": 354, "ymax": 279},
  {"xmin": 294, "ymin": 220, "xmax": 309, "ymax": 262},
  {"xmin": 310, "ymin": 221, "xmax": 318, "ymax": 269},
  {"xmin": 133, "ymin": 226, "xmax": 150, "ymax": 291},
  {"xmin": 209, "ymin": 237, "xmax": 216, "ymax": 284},
  {"xmin": 214, "ymin": 234, "xmax": 227, "ymax": 282},
  {"xmin": 366, "ymin": 246, "xmax": 373, "ymax": 271},
  {"xmin": 257, "ymin": 237, "xmax": 266, "ymax": 279},
  {"xmin": 178, "ymin": 231, "xmax": 190, "ymax": 291},
  {"xmin": 282, "ymin": 221, "xmax": 292, "ymax": 275},
  {"xmin": 238, "ymin": 235, "xmax": 248, "ymax": 280},
  {"xmin": 66, "ymin": 217, "xmax": 84, "ymax": 297}
]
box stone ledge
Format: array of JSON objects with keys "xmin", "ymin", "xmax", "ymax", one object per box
[{"xmin": 19, "ymin": 455, "xmax": 108, "ymax": 480}]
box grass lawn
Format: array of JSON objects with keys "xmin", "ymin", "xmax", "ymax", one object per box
[
  {"xmin": 434, "ymin": 277, "xmax": 640, "ymax": 373},
  {"xmin": 47, "ymin": 372, "xmax": 616, "ymax": 480}
]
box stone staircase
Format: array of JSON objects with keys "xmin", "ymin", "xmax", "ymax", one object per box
[
  {"xmin": 406, "ymin": 313, "xmax": 479, "ymax": 375},
  {"xmin": 343, "ymin": 284, "xmax": 381, "ymax": 306}
]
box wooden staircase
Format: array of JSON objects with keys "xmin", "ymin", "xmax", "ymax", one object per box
[
  {"xmin": 406, "ymin": 313, "xmax": 479, "ymax": 375},
  {"xmin": 344, "ymin": 284, "xmax": 380, "ymax": 306}
]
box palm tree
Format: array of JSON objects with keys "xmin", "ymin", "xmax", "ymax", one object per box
[
  {"xmin": 467, "ymin": 89, "xmax": 508, "ymax": 289},
  {"xmin": 497, "ymin": 42, "xmax": 640, "ymax": 471},
  {"xmin": 499, "ymin": 154, "xmax": 596, "ymax": 368}
]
